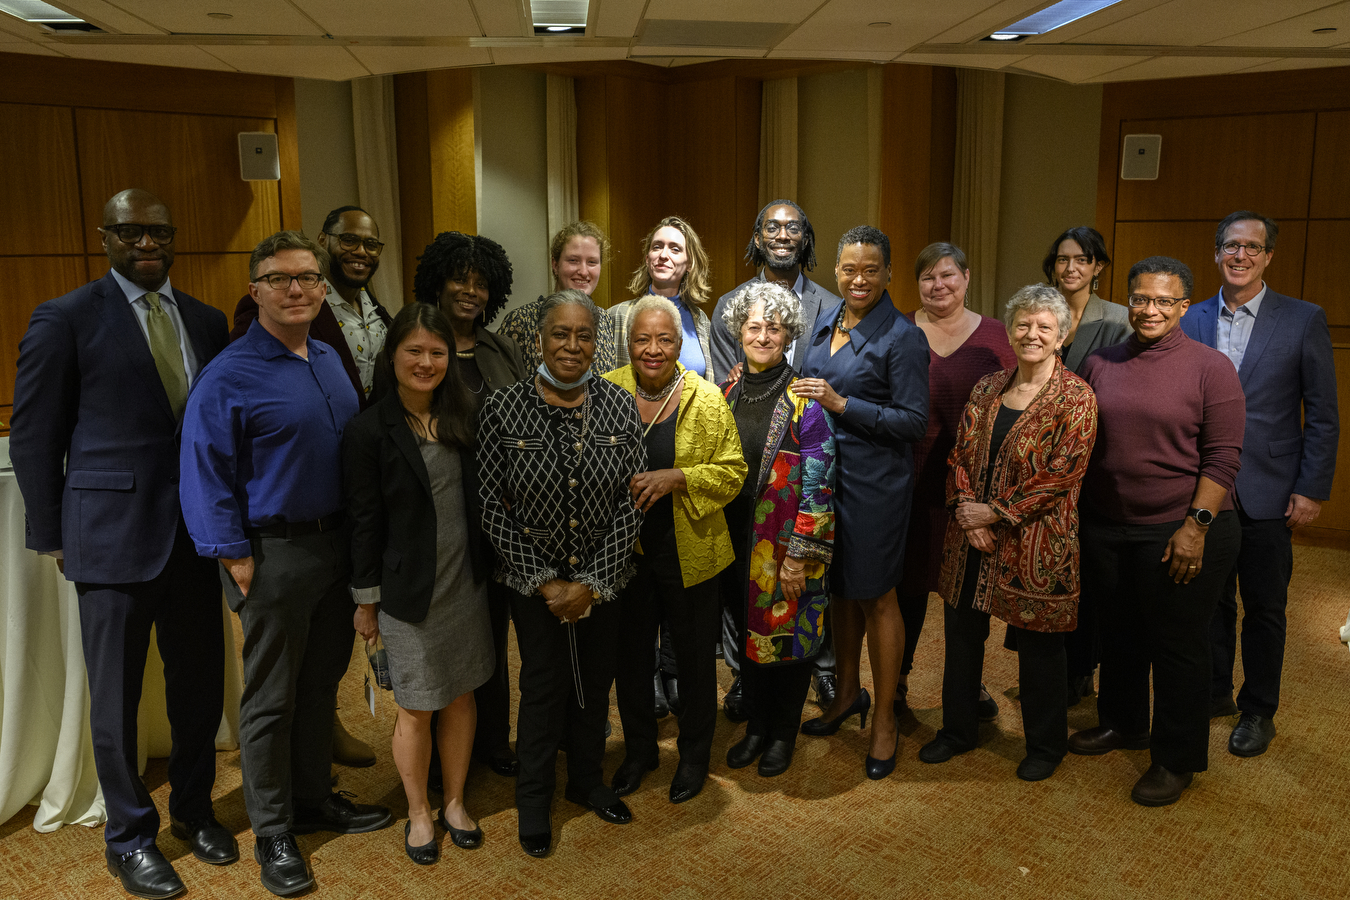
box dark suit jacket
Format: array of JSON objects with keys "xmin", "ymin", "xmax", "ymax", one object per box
[
  {"xmin": 1063, "ymin": 293, "xmax": 1131, "ymax": 375},
  {"xmin": 709, "ymin": 273, "xmax": 839, "ymax": 382},
  {"xmin": 10, "ymin": 271, "xmax": 229, "ymax": 583},
  {"xmin": 231, "ymin": 289, "xmax": 393, "ymax": 410},
  {"xmin": 1181, "ymin": 289, "xmax": 1339, "ymax": 519},
  {"xmin": 343, "ymin": 391, "xmax": 487, "ymax": 623}
]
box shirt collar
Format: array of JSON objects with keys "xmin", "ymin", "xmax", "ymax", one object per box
[
  {"xmin": 1222, "ymin": 282, "xmax": 1267, "ymax": 319},
  {"xmin": 246, "ymin": 316, "xmax": 328, "ymax": 361},
  {"xmin": 325, "ymin": 279, "xmax": 368, "ymax": 313},
  {"xmin": 110, "ymin": 267, "xmax": 175, "ymax": 306},
  {"xmin": 758, "ymin": 270, "xmax": 805, "ymax": 299}
]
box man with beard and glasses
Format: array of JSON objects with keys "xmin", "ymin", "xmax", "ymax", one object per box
[{"xmin": 708, "ymin": 200, "xmax": 843, "ymax": 719}]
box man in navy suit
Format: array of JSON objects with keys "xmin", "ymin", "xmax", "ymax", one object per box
[
  {"xmin": 10, "ymin": 189, "xmax": 234, "ymax": 898},
  {"xmin": 1180, "ymin": 210, "xmax": 1339, "ymax": 758}
]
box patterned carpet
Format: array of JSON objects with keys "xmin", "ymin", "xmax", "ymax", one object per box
[{"xmin": 3, "ymin": 545, "xmax": 1349, "ymax": 900}]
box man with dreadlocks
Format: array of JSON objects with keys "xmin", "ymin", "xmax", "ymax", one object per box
[{"xmin": 708, "ymin": 200, "xmax": 842, "ymax": 721}]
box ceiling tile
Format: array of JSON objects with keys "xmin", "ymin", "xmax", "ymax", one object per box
[
  {"xmin": 490, "ymin": 45, "xmax": 628, "ymax": 64},
  {"xmin": 58, "ymin": 1, "xmax": 166, "ymax": 34},
  {"xmin": 290, "ymin": 0, "xmax": 481, "ymax": 37},
  {"xmin": 898, "ymin": 52, "xmax": 1030, "ymax": 70},
  {"xmin": 593, "ymin": 0, "xmax": 646, "ymax": 38},
  {"xmin": 1207, "ymin": 3, "xmax": 1350, "ymax": 48},
  {"xmin": 1009, "ymin": 53, "xmax": 1150, "ymax": 81},
  {"xmin": 120, "ymin": 1, "xmax": 324, "ymax": 37},
  {"xmin": 644, "ymin": 0, "xmax": 824, "ymax": 24},
  {"xmin": 634, "ymin": 45, "xmax": 766, "ymax": 57},
  {"xmin": 776, "ymin": 0, "xmax": 998, "ymax": 54},
  {"xmin": 767, "ymin": 48, "xmax": 888, "ymax": 60},
  {"xmin": 1073, "ymin": 0, "xmax": 1330, "ymax": 47},
  {"xmin": 472, "ymin": 0, "xmax": 526, "ymax": 36},
  {"xmin": 0, "ymin": 38, "xmax": 64, "ymax": 56},
  {"xmin": 203, "ymin": 44, "xmax": 370, "ymax": 79},
  {"xmin": 56, "ymin": 42, "xmax": 237, "ymax": 70},
  {"xmin": 1089, "ymin": 54, "xmax": 1277, "ymax": 81},
  {"xmin": 344, "ymin": 44, "xmax": 491, "ymax": 75},
  {"xmin": 1234, "ymin": 57, "xmax": 1350, "ymax": 74}
]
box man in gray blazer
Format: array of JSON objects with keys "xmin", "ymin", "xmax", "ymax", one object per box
[
  {"xmin": 708, "ymin": 200, "xmax": 842, "ymax": 717},
  {"xmin": 1180, "ymin": 210, "xmax": 1339, "ymax": 758}
]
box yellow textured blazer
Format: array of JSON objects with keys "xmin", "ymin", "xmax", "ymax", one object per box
[{"xmin": 604, "ymin": 363, "xmax": 747, "ymax": 587}]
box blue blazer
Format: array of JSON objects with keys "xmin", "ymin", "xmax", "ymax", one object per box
[
  {"xmin": 10, "ymin": 271, "xmax": 229, "ymax": 583},
  {"xmin": 1180, "ymin": 289, "xmax": 1339, "ymax": 519}
]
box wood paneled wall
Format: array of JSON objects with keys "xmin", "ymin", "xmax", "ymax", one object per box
[
  {"xmin": 1094, "ymin": 65, "xmax": 1350, "ymax": 538},
  {"xmin": 0, "ymin": 52, "xmax": 300, "ymax": 434}
]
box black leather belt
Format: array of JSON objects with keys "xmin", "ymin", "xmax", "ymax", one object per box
[{"xmin": 245, "ymin": 511, "xmax": 346, "ymax": 540}]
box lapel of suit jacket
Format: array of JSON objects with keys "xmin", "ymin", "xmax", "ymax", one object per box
[
  {"xmin": 97, "ymin": 272, "xmax": 177, "ymax": 423},
  {"xmin": 380, "ymin": 394, "xmax": 433, "ymax": 497},
  {"xmin": 1194, "ymin": 293, "xmax": 1221, "ymax": 348},
  {"xmin": 1236, "ymin": 290, "xmax": 1283, "ymax": 387}
]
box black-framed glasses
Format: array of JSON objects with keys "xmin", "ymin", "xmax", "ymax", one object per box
[
  {"xmin": 325, "ymin": 231, "xmax": 385, "ymax": 254},
  {"xmin": 1127, "ymin": 294, "xmax": 1187, "ymax": 310},
  {"xmin": 762, "ymin": 221, "xmax": 802, "ymax": 238},
  {"xmin": 101, "ymin": 224, "xmax": 177, "ymax": 245},
  {"xmin": 253, "ymin": 272, "xmax": 324, "ymax": 290},
  {"xmin": 1220, "ymin": 241, "xmax": 1268, "ymax": 256}
]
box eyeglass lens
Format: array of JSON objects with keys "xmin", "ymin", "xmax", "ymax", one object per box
[
  {"xmin": 331, "ymin": 232, "xmax": 384, "ymax": 254},
  {"xmin": 105, "ymin": 224, "xmax": 176, "ymax": 245},
  {"xmin": 763, "ymin": 221, "xmax": 802, "ymax": 237},
  {"xmin": 257, "ymin": 272, "xmax": 323, "ymax": 290}
]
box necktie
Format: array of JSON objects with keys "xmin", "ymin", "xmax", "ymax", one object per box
[{"xmin": 144, "ymin": 292, "xmax": 189, "ymax": 419}]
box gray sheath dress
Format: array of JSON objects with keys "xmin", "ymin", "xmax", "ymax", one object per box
[{"xmin": 378, "ymin": 437, "xmax": 494, "ymax": 711}]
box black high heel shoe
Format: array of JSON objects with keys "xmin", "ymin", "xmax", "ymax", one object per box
[
  {"xmin": 438, "ymin": 810, "xmax": 483, "ymax": 849},
  {"xmin": 801, "ymin": 688, "xmax": 871, "ymax": 736},
  {"xmin": 865, "ymin": 727, "xmax": 900, "ymax": 780},
  {"xmin": 405, "ymin": 820, "xmax": 439, "ymax": 865}
]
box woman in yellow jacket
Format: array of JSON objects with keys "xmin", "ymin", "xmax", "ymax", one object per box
[{"xmin": 604, "ymin": 295, "xmax": 746, "ymax": 805}]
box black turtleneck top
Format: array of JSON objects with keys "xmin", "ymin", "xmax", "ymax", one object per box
[{"xmin": 731, "ymin": 360, "xmax": 793, "ymax": 495}]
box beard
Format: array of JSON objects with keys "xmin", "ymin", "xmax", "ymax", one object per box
[
  {"xmin": 331, "ymin": 259, "xmax": 377, "ymax": 292},
  {"xmin": 760, "ymin": 238, "xmax": 803, "ymax": 271}
]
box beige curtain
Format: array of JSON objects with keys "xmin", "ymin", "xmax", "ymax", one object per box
[
  {"xmin": 546, "ymin": 75, "xmax": 579, "ymax": 240},
  {"xmin": 951, "ymin": 70, "xmax": 1006, "ymax": 317},
  {"xmin": 758, "ymin": 77, "xmax": 798, "ymax": 208},
  {"xmin": 351, "ymin": 75, "xmax": 405, "ymax": 308}
]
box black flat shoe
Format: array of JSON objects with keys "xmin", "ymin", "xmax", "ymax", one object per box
[
  {"xmin": 1016, "ymin": 756, "xmax": 1061, "ymax": 782},
  {"xmin": 404, "ymin": 820, "xmax": 439, "ymax": 865},
  {"xmin": 865, "ymin": 730, "xmax": 900, "ymax": 780},
  {"xmin": 668, "ymin": 763, "xmax": 707, "ymax": 804},
  {"xmin": 105, "ymin": 846, "xmax": 184, "ymax": 900},
  {"xmin": 437, "ymin": 810, "xmax": 483, "ymax": 849},
  {"xmin": 519, "ymin": 831, "xmax": 552, "ymax": 858},
  {"xmin": 801, "ymin": 688, "xmax": 871, "ymax": 736},
  {"xmin": 726, "ymin": 733, "xmax": 766, "ymax": 769},
  {"xmin": 654, "ymin": 672, "xmax": 670, "ymax": 719},
  {"xmin": 254, "ymin": 833, "xmax": 313, "ymax": 897},
  {"xmin": 170, "ymin": 814, "xmax": 238, "ymax": 865},
  {"xmin": 977, "ymin": 683, "xmax": 999, "ymax": 722},
  {"xmin": 757, "ymin": 739, "xmax": 794, "ymax": 777},
  {"xmin": 612, "ymin": 756, "xmax": 658, "ymax": 797},
  {"xmin": 723, "ymin": 676, "xmax": 749, "ymax": 723}
]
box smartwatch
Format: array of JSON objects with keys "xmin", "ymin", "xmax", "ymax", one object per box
[{"xmin": 1187, "ymin": 507, "xmax": 1214, "ymax": 527}]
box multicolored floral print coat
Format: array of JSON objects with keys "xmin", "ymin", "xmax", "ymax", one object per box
[
  {"xmin": 722, "ymin": 377, "xmax": 837, "ymax": 665},
  {"xmin": 939, "ymin": 359, "xmax": 1097, "ymax": 632}
]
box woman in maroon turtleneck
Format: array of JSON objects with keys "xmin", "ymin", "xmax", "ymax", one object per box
[{"xmin": 1072, "ymin": 256, "xmax": 1245, "ymax": 808}]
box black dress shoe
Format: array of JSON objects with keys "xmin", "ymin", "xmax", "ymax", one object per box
[
  {"xmin": 565, "ymin": 788, "xmax": 633, "ymax": 825},
  {"xmin": 612, "ymin": 756, "xmax": 658, "ymax": 797},
  {"xmin": 668, "ymin": 763, "xmax": 707, "ymax": 804},
  {"xmin": 254, "ymin": 833, "xmax": 313, "ymax": 897},
  {"xmin": 726, "ymin": 733, "xmax": 766, "ymax": 769},
  {"xmin": 919, "ymin": 736, "xmax": 969, "ymax": 764},
  {"xmin": 404, "ymin": 820, "xmax": 439, "ymax": 865},
  {"xmin": 519, "ymin": 831, "xmax": 552, "ymax": 858},
  {"xmin": 437, "ymin": 810, "xmax": 483, "ymax": 849},
  {"xmin": 1016, "ymin": 756, "xmax": 1061, "ymax": 782},
  {"xmin": 814, "ymin": 673, "xmax": 837, "ymax": 707},
  {"xmin": 105, "ymin": 846, "xmax": 184, "ymax": 900},
  {"xmin": 654, "ymin": 672, "xmax": 670, "ymax": 719},
  {"xmin": 757, "ymin": 739, "xmax": 794, "ymax": 777},
  {"xmin": 723, "ymin": 676, "xmax": 749, "ymax": 723},
  {"xmin": 1067, "ymin": 674, "xmax": 1095, "ymax": 707},
  {"xmin": 977, "ymin": 683, "xmax": 999, "ymax": 722},
  {"xmin": 1130, "ymin": 763, "xmax": 1193, "ymax": 807},
  {"xmin": 478, "ymin": 746, "xmax": 520, "ymax": 777},
  {"xmin": 170, "ymin": 814, "xmax": 238, "ymax": 865},
  {"xmin": 292, "ymin": 791, "xmax": 393, "ymax": 834},
  {"xmin": 1067, "ymin": 726, "xmax": 1150, "ymax": 756},
  {"xmin": 1211, "ymin": 696, "xmax": 1240, "ymax": 718},
  {"xmin": 1228, "ymin": 712, "xmax": 1276, "ymax": 757},
  {"xmin": 663, "ymin": 674, "xmax": 682, "ymax": 715}
]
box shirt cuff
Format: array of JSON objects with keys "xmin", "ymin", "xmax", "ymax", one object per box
[
  {"xmin": 351, "ymin": 585, "xmax": 381, "ymax": 605},
  {"xmin": 195, "ymin": 538, "xmax": 252, "ymax": 559}
]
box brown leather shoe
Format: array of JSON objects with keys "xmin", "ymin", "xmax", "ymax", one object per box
[
  {"xmin": 1068, "ymin": 726, "xmax": 1150, "ymax": 756},
  {"xmin": 1130, "ymin": 763, "xmax": 1193, "ymax": 806}
]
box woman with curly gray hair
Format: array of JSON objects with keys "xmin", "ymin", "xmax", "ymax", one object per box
[{"xmin": 715, "ymin": 281, "xmax": 836, "ymax": 777}]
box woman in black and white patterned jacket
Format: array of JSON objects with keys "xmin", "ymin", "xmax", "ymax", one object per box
[{"xmin": 477, "ymin": 289, "xmax": 646, "ymax": 859}]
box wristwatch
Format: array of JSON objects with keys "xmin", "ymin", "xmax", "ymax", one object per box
[{"xmin": 1187, "ymin": 507, "xmax": 1214, "ymax": 527}]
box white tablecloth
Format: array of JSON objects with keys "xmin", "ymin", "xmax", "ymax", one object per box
[{"xmin": 0, "ymin": 466, "xmax": 241, "ymax": 832}]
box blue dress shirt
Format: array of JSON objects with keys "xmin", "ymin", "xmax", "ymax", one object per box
[
  {"xmin": 180, "ymin": 319, "xmax": 360, "ymax": 558},
  {"xmin": 1216, "ymin": 283, "xmax": 1266, "ymax": 371},
  {"xmin": 671, "ymin": 293, "xmax": 707, "ymax": 377}
]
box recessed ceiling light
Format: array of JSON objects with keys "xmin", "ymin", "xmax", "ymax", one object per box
[
  {"xmin": 1312, "ymin": 27, "xmax": 1337, "ymax": 34},
  {"xmin": 989, "ymin": 0, "xmax": 1124, "ymax": 37},
  {"xmin": 531, "ymin": 0, "xmax": 588, "ymax": 34},
  {"xmin": 0, "ymin": 0, "xmax": 99, "ymax": 29},
  {"xmin": 869, "ymin": 22, "xmax": 890, "ymax": 28},
  {"xmin": 984, "ymin": 33, "xmax": 1026, "ymax": 42},
  {"xmin": 547, "ymin": 25, "xmax": 570, "ymax": 31},
  {"xmin": 207, "ymin": 12, "xmax": 233, "ymax": 19}
]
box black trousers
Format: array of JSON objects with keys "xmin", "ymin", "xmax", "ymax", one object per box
[
  {"xmin": 616, "ymin": 538, "xmax": 720, "ymax": 770},
  {"xmin": 223, "ymin": 530, "xmax": 353, "ymax": 837},
  {"xmin": 936, "ymin": 556, "xmax": 1067, "ymax": 761},
  {"xmin": 473, "ymin": 579, "xmax": 515, "ymax": 755},
  {"xmin": 509, "ymin": 586, "xmax": 619, "ymax": 834},
  {"xmin": 743, "ymin": 662, "xmax": 813, "ymax": 742},
  {"xmin": 1210, "ymin": 508, "xmax": 1293, "ymax": 718},
  {"xmin": 1083, "ymin": 511, "xmax": 1240, "ymax": 773},
  {"xmin": 897, "ymin": 585, "xmax": 928, "ymax": 678},
  {"xmin": 1064, "ymin": 575, "xmax": 1102, "ymax": 680},
  {"xmin": 76, "ymin": 521, "xmax": 223, "ymax": 855}
]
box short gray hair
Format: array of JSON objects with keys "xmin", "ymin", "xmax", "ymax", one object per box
[
  {"xmin": 720, "ymin": 281, "xmax": 805, "ymax": 344},
  {"xmin": 538, "ymin": 289, "xmax": 599, "ymax": 333},
  {"xmin": 1004, "ymin": 284, "xmax": 1072, "ymax": 339},
  {"xmin": 626, "ymin": 295, "xmax": 683, "ymax": 346}
]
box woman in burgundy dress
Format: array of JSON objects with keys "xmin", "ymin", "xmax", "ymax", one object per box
[{"xmin": 896, "ymin": 243, "xmax": 1014, "ymax": 714}]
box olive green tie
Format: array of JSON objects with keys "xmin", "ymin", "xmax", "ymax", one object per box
[{"xmin": 144, "ymin": 291, "xmax": 189, "ymax": 419}]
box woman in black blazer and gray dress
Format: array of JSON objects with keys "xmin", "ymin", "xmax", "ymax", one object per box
[{"xmin": 346, "ymin": 303, "xmax": 491, "ymax": 865}]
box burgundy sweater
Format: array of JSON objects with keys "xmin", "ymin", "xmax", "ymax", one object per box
[{"xmin": 1079, "ymin": 327, "xmax": 1245, "ymax": 525}]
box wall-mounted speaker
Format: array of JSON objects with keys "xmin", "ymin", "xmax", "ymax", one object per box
[
  {"xmin": 1121, "ymin": 134, "xmax": 1161, "ymax": 180},
  {"xmin": 238, "ymin": 132, "xmax": 280, "ymax": 182}
]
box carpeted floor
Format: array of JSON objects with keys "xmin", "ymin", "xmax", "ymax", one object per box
[{"xmin": 4, "ymin": 546, "xmax": 1349, "ymax": 900}]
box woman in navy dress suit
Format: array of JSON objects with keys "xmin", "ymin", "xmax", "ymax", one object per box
[{"xmin": 794, "ymin": 226, "xmax": 930, "ymax": 778}]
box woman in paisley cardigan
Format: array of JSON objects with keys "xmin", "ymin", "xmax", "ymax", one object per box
[
  {"xmin": 716, "ymin": 282, "xmax": 837, "ymax": 778},
  {"xmin": 919, "ymin": 284, "xmax": 1097, "ymax": 782}
]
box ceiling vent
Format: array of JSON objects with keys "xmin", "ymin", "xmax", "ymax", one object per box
[{"xmin": 636, "ymin": 19, "xmax": 794, "ymax": 50}]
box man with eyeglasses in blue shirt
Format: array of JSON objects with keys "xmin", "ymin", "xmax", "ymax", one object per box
[{"xmin": 1181, "ymin": 210, "xmax": 1339, "ymax": 759}]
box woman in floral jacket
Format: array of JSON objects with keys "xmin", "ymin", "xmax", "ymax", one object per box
[
  {"xmin": 921, "ymin": 284, "xmax": 1097, "ymax": 783},
  {"xmin": 717, "ymin": 282, "xmax": 837, "ymax": 779}
]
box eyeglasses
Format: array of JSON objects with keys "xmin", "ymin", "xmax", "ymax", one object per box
[
  {"xmin": 101, "ymin": 224, "xmax": 177, "ymax": 245},
  {"xmin": 253, "ymin": 272, "xmax": 324, "ymax": 290},
  {"xmin": 744, "ymin": 323, "xmax": 783, "ymax": 338},
  {"xmin": 1127, "ymin": 294, "xmax": 1187, "ymax": 310},
  {"xmin": 1219, "ymin": 241, "xmax": 1268, "ymax": 256},
  {"xmin": 762, "ymin": 221, "xmax": 802, "ymax": 238},
  {"xmin": 325, "ymin": 231, "xmax": 385, "ymax": 254}
]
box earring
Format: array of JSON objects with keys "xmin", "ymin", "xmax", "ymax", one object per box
[{"xmin": 1091, "ymin": 275, "xmax": 1099, "ymax": 292}]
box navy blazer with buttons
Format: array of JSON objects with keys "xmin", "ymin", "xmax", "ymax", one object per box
[
  {"xmin": 1180, "ymin": 288, "xmax": 1339, "ymax": 519},
  {"xmin": 10, "ymin": 270, "xmax": 229, "ymax": 583}
]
